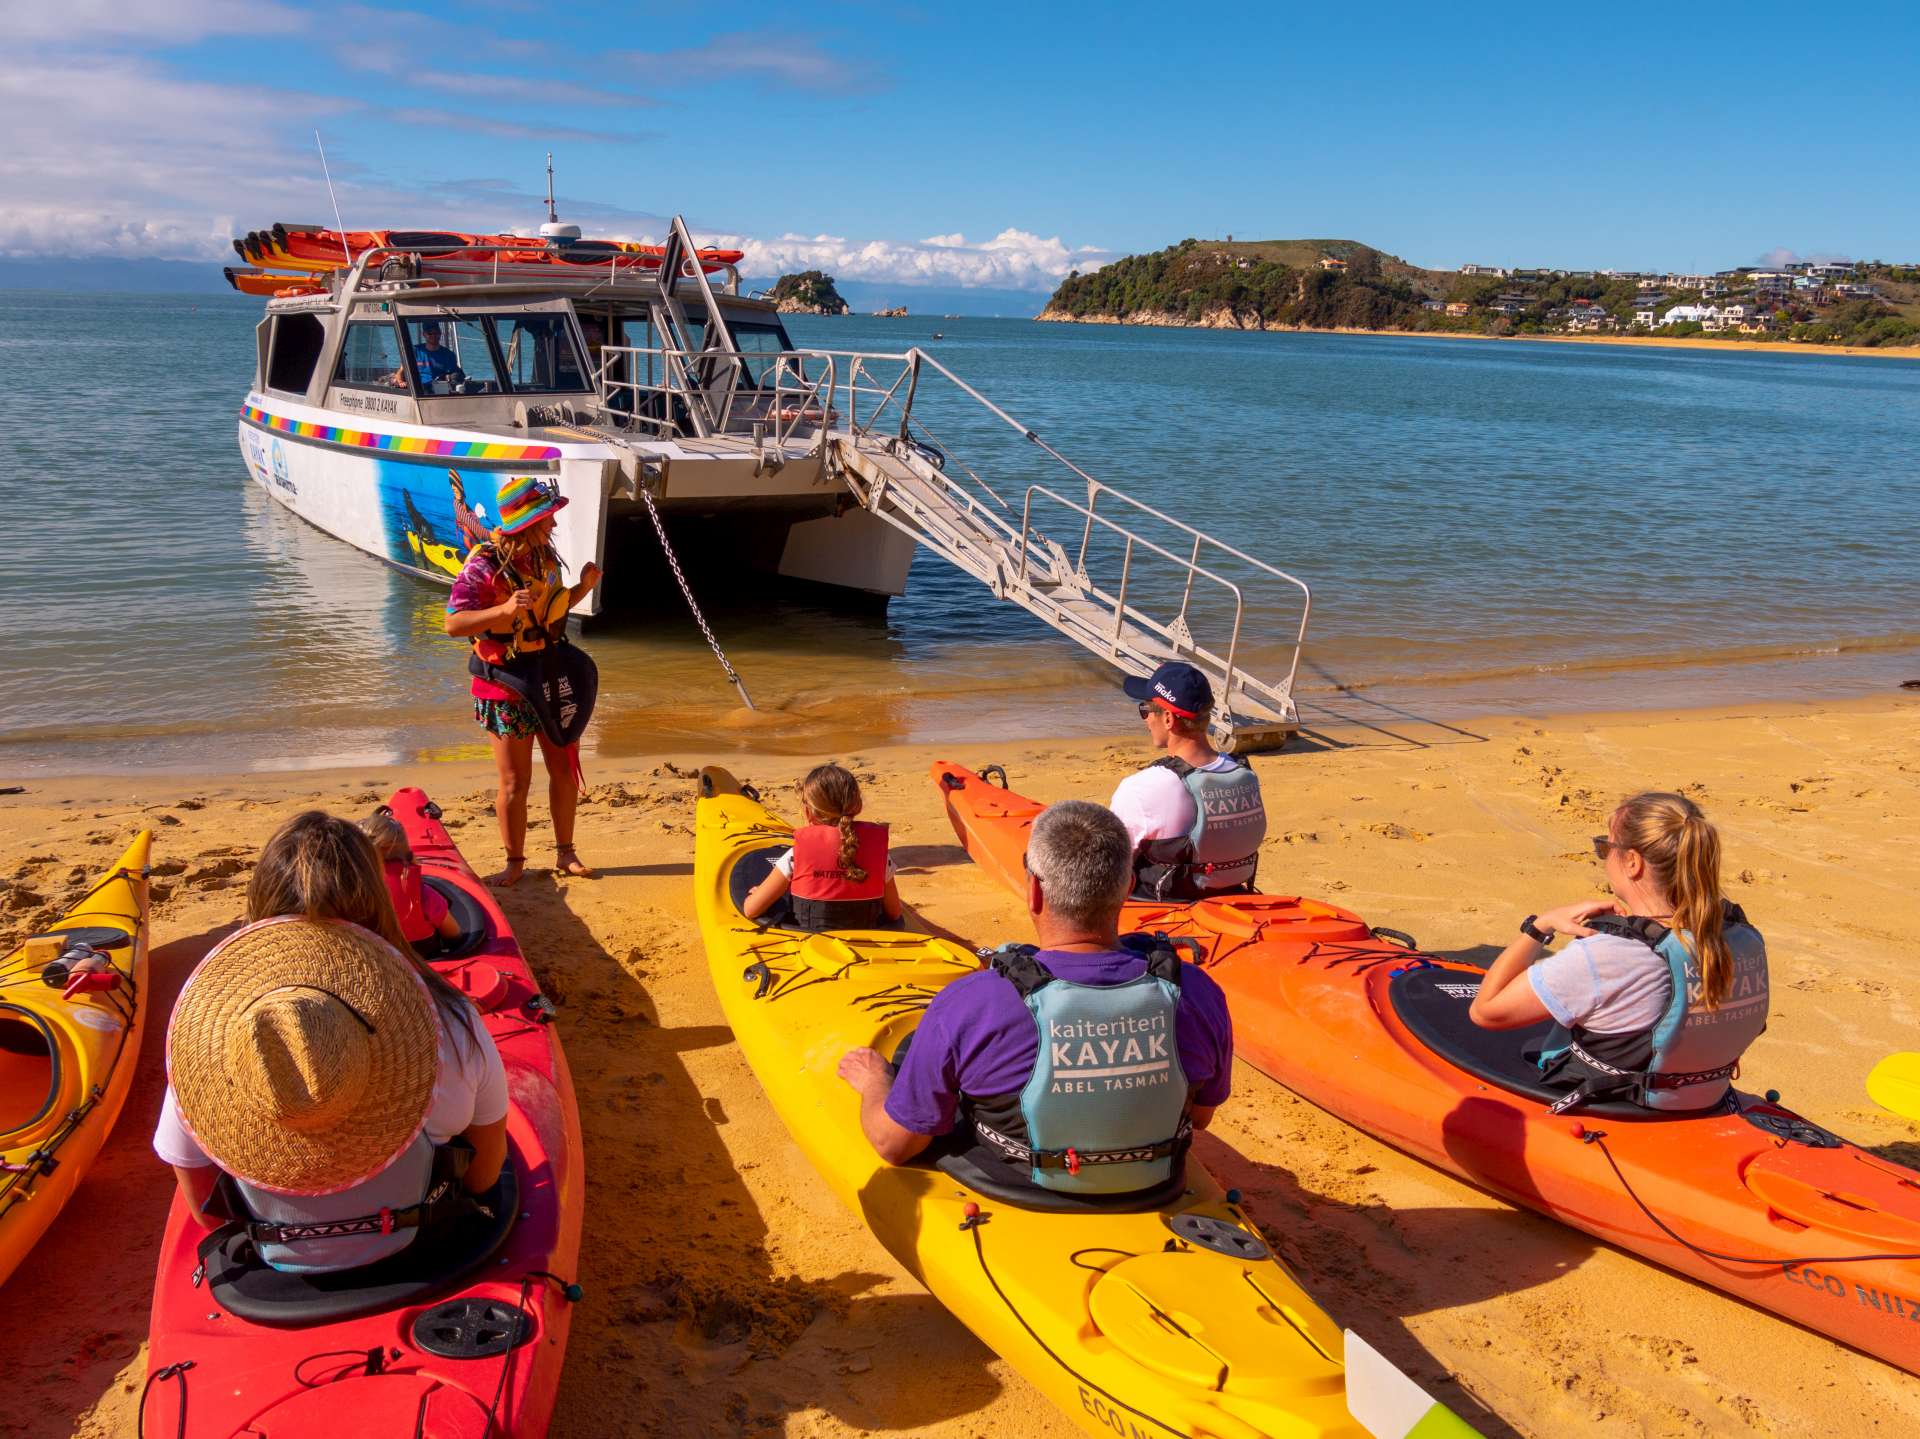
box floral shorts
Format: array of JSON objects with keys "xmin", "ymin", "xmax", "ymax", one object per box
[{"xmin": 474, "ymin": 696, "xmax": 541, "ymax": 740}]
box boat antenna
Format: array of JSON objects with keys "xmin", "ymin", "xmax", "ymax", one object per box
[
  {"xmin": 545, "ymin": 151, "xmax": 557, "ymax": 225},
  {"xmin": 537, "ymin": 152, "xmax": 581, "ymax": 242},
  {"xmin": 314, "ymin": 130, "xmax": 351, "ymax": 266}
]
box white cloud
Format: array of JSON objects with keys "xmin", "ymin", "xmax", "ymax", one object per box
[
  {"xmin": 5, "ymin": 0, "xmax": 307, "ymax": 43},
  {"xmin": 698, "ymin": 228, "xmax": 1114, "ymax": 291},
  {"xmin": 612, "ymin": 32, "xmax": 872, "ymax": 91}
]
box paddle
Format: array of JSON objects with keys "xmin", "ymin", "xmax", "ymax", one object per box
[{"xmin": 1866, "ymin": 1053, "xmax": 1920, "ymax": 1123}]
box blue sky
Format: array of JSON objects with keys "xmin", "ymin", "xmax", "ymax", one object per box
[{"xmin": 5, "ymin": 0, "xmax": 1916, "ymax": 288}]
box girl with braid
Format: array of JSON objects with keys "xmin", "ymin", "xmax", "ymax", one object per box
[{"xmin": 742, "ymin": 763, "xmax": 903, "ymax": 932}]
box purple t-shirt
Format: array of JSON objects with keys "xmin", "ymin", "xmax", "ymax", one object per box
[{"xmin": 885, "ymin": 948, "xmax": 1234, "ymax": 1137}]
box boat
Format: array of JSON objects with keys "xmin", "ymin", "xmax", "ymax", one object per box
[
  {"xmin": 932, "ymin": 760, "xmax": 1920, "ymax": 1377},
  {"xmin": 0, "ymin": 834, "xmax": 151, "ymax": 1288},
  {"xmin": 225, "ymin": 166, "xmax": 1315, "ymax": 746},
  {"xmin": 693, "ymin": 766, "xmax": 1481, "ymax": 1439},
  {"xmin": 142, "ymin": 786, "xmax": 585, "ymax": 1436}
]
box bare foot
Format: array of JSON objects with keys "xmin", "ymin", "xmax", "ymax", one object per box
[
  {"xmin": 554, "ymin": 845, "xmax": 595, "ymax": 879},
  {"xmin": 488, "ymin": 857, "xmax": 526, "ymax": 888}
]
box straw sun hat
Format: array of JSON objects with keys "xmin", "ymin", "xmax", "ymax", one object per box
[{"xmin": 167, "ymin": 917, "xmax": 441, "ymax": 1196}]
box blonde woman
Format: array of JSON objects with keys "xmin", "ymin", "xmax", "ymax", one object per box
[
  {"xmin": 443, "ymin": 475, "xmax": 601, "ymax": 886},
  {"xmin": 1470, "ymin": 791, "xmax": 1769, "ymax": 1114}
]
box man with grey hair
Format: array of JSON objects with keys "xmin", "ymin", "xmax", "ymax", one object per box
[{"xmin": 837, "ymin": 800, "xmax": 1235, "ymax": 1198}]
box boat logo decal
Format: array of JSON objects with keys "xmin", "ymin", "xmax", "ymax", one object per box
[
  {"xmin": 270, "ymin": 439, "xmax": 294, "ymax": 495},
  {"xmin": 240, "ymin": 404, "xmax": 563, "ymax": 463},
  {"xmin": 69, "ymin": 1006, "xmax": 124, "ymax": 1032}
]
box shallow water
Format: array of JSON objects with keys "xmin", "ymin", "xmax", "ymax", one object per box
[{"xmin": 3, "ymin": 294, "xmax": 1917, "ymax": 774}]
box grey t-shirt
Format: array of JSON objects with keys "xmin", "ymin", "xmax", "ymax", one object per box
[{"xmin": 1528, "ymin": 932, "xmax": 1672, "ymax": 1035}]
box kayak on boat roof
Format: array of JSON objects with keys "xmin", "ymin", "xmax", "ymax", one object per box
[
  {"xmin": 0, "ymin": 833, "xmax": 152, "ymax": 1289},
  {"xmin": 251, "ymin": 223, "xmax": 745, "ymax": 274},
  {"xmin": 932, "ymin": 759, "xmax": 1920, "ymax": 1378},
  {"xmin": 141, "ymin": 787, "xmax": 585, "ymax": 1438},
  {"xmin": 694, "ymin": 765, "xmax": 1482, "ymax": 1439}
]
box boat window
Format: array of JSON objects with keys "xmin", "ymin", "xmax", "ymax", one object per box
[
  {"xmin": 266, "ymin": 313, "xmax": 326, "ymax": 395},
  {"xmin": 333, "ymin": 320, "xmax": 409, "ymax": 391},
  {"xmin": 401, "ymin": 316, "xmax": 505, "ymax": 396},
  {"xmin": 487, "ymin": 314, "xmax": 589, "ymax": 393},
  {"xmin": 729, "ymin": 322, "xmax": 791, "ymax": 386}
]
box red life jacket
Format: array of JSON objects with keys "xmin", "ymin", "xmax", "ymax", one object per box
[
  {"xmin": 382, "ymin": 859, "xmax": 439, "ymax": 944},
  {"xmin": 790, "ymin": 822, "xmax": 889, "ymax": 899}
]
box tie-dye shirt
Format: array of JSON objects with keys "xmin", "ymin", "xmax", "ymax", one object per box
[{"xmin": 447, "ymin": 547, "xmax": 517, "ymax": 700}]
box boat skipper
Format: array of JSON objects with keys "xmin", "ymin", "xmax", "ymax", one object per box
[
  {"xmin": 408, "ymin": 320, "xmax": 461, "ymax": 389},
  {"xmin": 836, "ymin": 801, "xmax": 1233, "ymax": 1198},
  {"xmin": 1110, "ymin": 661, "xmax": 1266, "ymax": 899}
]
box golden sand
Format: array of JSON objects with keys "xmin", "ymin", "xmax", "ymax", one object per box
[{"xmin": 3, "ymin": 693, "xmax": 1917, "ymax": 1436}]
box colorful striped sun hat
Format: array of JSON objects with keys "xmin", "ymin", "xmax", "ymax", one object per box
[{"xmin": 495, "ymin": 474, "xmax": 568, "ymax": 535}]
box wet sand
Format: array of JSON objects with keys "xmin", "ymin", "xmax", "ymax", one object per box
[{"xmin": 2, "ymin": 693, "xmax": 1917, "ymax": 1437}]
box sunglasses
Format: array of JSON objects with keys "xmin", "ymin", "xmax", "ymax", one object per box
[
  {"xmin": 1591, "ymin": 835, "xmax": 1633, "ymax": 860},
  {"xmin": 1137, "ymin": 703, "xmax": 1160, "ymax": 720}
]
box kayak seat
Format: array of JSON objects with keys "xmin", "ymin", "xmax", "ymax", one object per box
[
  {"xmin": 202, "ymin": 1168, "xmax": 520, "ymax": 1328},
  {"xmin": 1387, "ymin": 966, "xmax": 1656, "ymax": 1121},
  {"xmin": 417, "ymin": 876, "xmax": 491, "ymax": 961},
  {"xmin": 926, "ymin": 1145, "xmax": 1194, "ymax": 1214}
]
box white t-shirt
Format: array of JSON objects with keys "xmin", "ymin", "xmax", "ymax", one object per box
[
  {"xmin": 1109, "ymin": 756, "xmax": 1242, "ymax": 856},
  {"xmin": 770, "ymin": 847, "xmax": 897, "ymax": 882},
  {"xmin": 1527, "ymin": 933, "xmax": 1673, "ymax": 1036},
  {"xmin": 153, "ymin": 999, "xmax": 510, "ymax": 1172}
]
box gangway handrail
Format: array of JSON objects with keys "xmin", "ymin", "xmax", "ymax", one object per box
[{"xmin": 593, "ymin": 345, "xmax": 839, "ymax": 455}]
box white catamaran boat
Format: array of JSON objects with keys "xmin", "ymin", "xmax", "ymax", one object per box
[{"xmin": 229, "ymin": 194, "xmax": 1314, "ymax": 747}]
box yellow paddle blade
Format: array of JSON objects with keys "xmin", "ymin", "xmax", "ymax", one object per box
[{"xmin": 1867, "ymin": 1053, "xmax": 1920, "ymax": 1123}]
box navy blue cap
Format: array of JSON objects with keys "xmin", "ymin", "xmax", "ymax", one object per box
[{"xmin": 1123, "ymin": 661, "xmax": 1213, "ymax": 717}]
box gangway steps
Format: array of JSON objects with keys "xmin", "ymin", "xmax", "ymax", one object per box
[{"xmin": 831, "ymin": 436, "xmax": 1300, "ymax": 751}]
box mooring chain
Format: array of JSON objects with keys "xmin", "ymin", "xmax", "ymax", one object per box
[{"xmin": 637, "ymin": 484, "xmax": 755, "ymax": 710}]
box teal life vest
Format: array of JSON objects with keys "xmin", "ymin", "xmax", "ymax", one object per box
[
  {"xmin": 1539, "ymin": 903, "xmax": 1769, "ymax": 1115},
  {"xmin": 964, "ymin": 946, "xmax": 1192, "ymax": 1196},
  {"xmin": 1132, "ymin": 755, "xmax": 1265, "ymax": 900}
]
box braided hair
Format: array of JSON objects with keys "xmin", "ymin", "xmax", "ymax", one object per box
[{"xmin": 798, "ymin": 763, "xmax": 868, "ymax": 882}]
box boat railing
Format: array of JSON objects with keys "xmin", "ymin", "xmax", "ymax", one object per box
[{"xmin": 593, "ymin": 345, "xmax": 839, "ymax": 454}]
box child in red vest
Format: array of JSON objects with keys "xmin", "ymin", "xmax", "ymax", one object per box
[
  {"xmin": 742, "ymin": 763, "xmax": 903, "ymax": 932},
  {"xmin": 362, "ymin": 808, "xmax": 462, "ymax": 954}
]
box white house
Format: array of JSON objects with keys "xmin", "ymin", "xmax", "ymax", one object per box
[{"xmin": 1662, "ymin": 304, "xmax": 1723, "ymax": 327}]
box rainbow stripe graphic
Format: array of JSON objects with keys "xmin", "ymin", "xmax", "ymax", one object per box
[{"xmin": 241, "ymin": 405, "xmax": 561, "ymax": 463}]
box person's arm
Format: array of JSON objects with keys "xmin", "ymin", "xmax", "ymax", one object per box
[
  {"xmin": 171, "ymin": 1163, "xmax": 224, "ymax": 1229},
  {"xmin": 1189, "ymin": 1104, "xmax": 1216, "ymax": 1132},
  {"xmin": 836, "ymin": 1048, "xmax": 931, "ymax": 1164},
  {"xmin": 459, "ymin": 1117, "xmax": 509, "ymax": 1192},
  {"xmin": 881, "ymin": 871, "xmax": 903, "ymax": 921},
  {"xmin": 742, "ymin": 867, "xmax": 790, "ymax": 920},
  {"xmin": 1470, "ymin": 900, "xmax": 1617, "ymax": 1030},
  {"xmin": 444, "ymin": 590, "xmax": 530, "ymax": 638},
  {"xmin": 435, "ymin": 909, "xmax": 462, "ymax": 940},
  {"xmin": 564, "ymin": 563, "xmax": 603, "ymax": 613}
]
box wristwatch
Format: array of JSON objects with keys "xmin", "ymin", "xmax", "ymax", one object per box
[{"xmin": 1519, "ymin": 914, "xmax": 1555, "ymax": 946}]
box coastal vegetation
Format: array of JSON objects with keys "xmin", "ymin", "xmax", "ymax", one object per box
[
  {"xmin": 766, "ymin": 270, "xmax": 850, "ymax": 315},
  {"xmin": 1038, "ymin": 241, "xmax": 1920, "ymax": 350}
]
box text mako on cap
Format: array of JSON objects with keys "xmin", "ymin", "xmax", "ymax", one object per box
[{"xmin": 1123, "ymin": 661, "xmax": 1214, "ymax": 717}]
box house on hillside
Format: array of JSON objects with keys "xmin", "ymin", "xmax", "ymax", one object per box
[
  {"xmin": 1421, "ymin": 299, "xmax": 1447, "ymax": 311},
  {"xmin": 1833, "ymin": 282, "xmax": 1879, "ymax": 300},
  {"xmin": 1662, "ymin": 303, "xmax": 1723, "ymax": 328},
  {"xmin": 1445, "ymin": 301, "xmax": 1471, "ymax": 316},
  {"xmin": 1487, "ymin": 292, "xmax": 1532, "ymax": 315},
  {"xmin": 1563, "ymin": 301, "xmax": 1615, "ymax": 333},
  {"xmin": 1631, "ymin": 293, "xmax": 1667, "ymax": 325},
  {"xmin": 1319, "ymin": 256, "xmax": 1348, "ymax": 271},
  {"xmin": 1808, "ymin": 261, "xmax": 1856, "ymax": 281},
  {"xmin": 1459, "ymin": 263, "xmax": 1508, "ymax": 277}
]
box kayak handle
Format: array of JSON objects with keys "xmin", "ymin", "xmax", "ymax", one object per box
[
  {"xmin": 977, "ymin": 764, "xmax": 1008, "ymax": 789},
  {"xmin": 1370, "ymin": 926, "xmax": 1418, "ymax": 950}
]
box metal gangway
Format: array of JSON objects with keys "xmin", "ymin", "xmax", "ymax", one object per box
[{"xmin": 589, "ymin": 223, "xmax": 1312, "ymax": 751}]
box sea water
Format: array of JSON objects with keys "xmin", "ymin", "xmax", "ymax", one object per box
[{"xmin": 2, "ymin": 293, "xmax": 1916, "ymax": 775}]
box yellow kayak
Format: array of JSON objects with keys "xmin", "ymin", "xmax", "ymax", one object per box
[
  {"xmin": 692, "ymin": 771, "xmax": 1478, "ymax": 1439},
  {"xmin": 0, "ymin": 833, "xmax": 152, "ymax": 1287}
]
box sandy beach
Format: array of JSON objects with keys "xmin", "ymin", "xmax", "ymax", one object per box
[{"xmin": 3, "ymin": 693, "xmax": 1917, "ymax": 1438}]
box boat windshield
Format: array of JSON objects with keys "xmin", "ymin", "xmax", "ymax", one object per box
[{"xmin": 397, "ymin": 313, "xmax": 589, "ymax": 396}]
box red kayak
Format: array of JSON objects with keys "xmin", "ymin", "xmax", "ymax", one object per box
[
  {"xmin": 243, "ymin": 223, "xmax": 744, "ymax": 276},
  {"xmin": 933, "ymin": 759, "xmax": 1920, "ymax": 1377},
  {"xmin": 142, "ymin": 787, "xmax": 586, "ymax": 1436}
]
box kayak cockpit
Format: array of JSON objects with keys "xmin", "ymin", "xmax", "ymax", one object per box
[
  {"xmin": 1389, "ymin": 966, "xmax": 1674, "ymax": 1122},
  {"xmin": 0, "ymin": 1007, "xmax": 59, "ymax": 1138},
  {"xmin": 198, "ymin": 1166, "xmax": 521, "ymax": 1327}
]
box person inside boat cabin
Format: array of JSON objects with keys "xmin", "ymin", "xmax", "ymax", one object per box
[
  {"xmin": 151, "ymin": 811, "xmax": 509, "ymax": 1274},
  {"xmin": 361, "ymin": 805, "xmax": 462, "ymax": 954},
  {"xmin": 443, "ymin": 474, "xmax": 601, "ymax": 886},
  {"xmin": 741, "ymin": 763, "xmax": 903, "ymax": 931},
  {"xmin": 837, "ymin": 801, "xmax": 1234, "ymax": 1199},
  {"xmin": 1468, "ymin": 791, "xmax": 1769, "ymax": 1114},
  {"xmin": 404, "ymin": 319, "xmax": 460, "ymax": 390},
  {"xmin": 1109, "ymin": 661, "xmax": 1267, "ymax": 900}
]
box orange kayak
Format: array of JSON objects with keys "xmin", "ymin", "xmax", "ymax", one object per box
[
  {"xmin": 933, "ymin": 759, "xmax": 1920, "ymax": 1376},
  {"xmin": 235, "ymin": 224, "xmax": 743, "ymax": 275}
]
